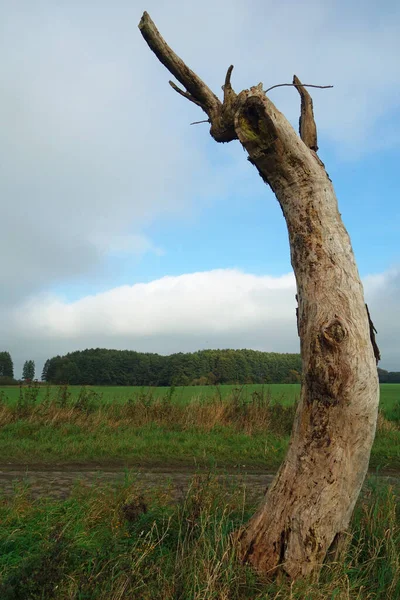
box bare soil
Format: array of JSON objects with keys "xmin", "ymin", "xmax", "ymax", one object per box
[{"xmin": 0, "ymin": 463, "xmax": 398, "ymax": 502}]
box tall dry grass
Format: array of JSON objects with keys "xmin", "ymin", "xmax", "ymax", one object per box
[
  {"xmin": 0, "ymin": 472, "xmax": 398, "ymax": 599},
  {"xmin": 1, "ymin": 384, "xmax": 397, "ymax": 439},
  {"xmin": 0, "ymin": 384, "xmax": 296, "ymax": 435}
]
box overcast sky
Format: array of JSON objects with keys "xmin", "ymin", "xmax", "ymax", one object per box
[{"xmin": 1, "ymin": 0, "xmax": 399, "ymax": 378}]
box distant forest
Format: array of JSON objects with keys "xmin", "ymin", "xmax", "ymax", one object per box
[
  {"xmin": 42, "ymin": 348, "xmax": 302, "ymax": 386},
  {"xmin": 41, "ymin": 348, "xmax": 400, "ymax": 386},
  {"xmin": 377, "ymin": 368, "xmax": 400, "ymax": 384}
]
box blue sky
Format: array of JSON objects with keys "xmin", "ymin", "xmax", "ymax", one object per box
[
  {"xmin": 53, "ymin": 141, "xmax": 399, "ymax": 298},
  {"xmin": 1, "ymin": 0, "xmax": 399, "ymax": 376}
]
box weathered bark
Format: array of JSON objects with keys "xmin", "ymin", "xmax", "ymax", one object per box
[{"xmin": 138, "ymin": 12, "xmax": 380, "ymax": 579}]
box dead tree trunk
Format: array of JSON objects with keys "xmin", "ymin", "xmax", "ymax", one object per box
[{"xmin": 139, "ymin": 12, "xmax": 380, "ymax": 579}]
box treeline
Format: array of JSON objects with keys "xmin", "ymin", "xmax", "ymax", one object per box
[
  {"xmin": 0, "ymin": 352, "xmax": 36, "ymax": 384},
  {"xmin": 0, "ymin": 351, "xmax": 14, "ymax": 385},
  {"xmin": 2, "ymin": 348, "xmax": 400, "ymax": 387},
  {"xmin": 378, "ymin": 368, "xmax": 400, "ymax": 384},
  {"xmin": 42, "ymin": 348, "xmax": 303, "ymax": 386},
  {"xmin": 0, "ymin": 352, "xmax": 13, "ymax": 378}
]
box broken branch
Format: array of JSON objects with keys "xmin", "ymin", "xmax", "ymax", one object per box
[
  {"xmin": 223, "ymin": 65, "xmax": 234, "ymax": 95},
  {"xmin": 366, "ymin": 304, "xmax": 381, "ymax": 364},
  {"xmin": 292, "ymin": 75, "xmax": 319, "ymax": 152},
  {"xmin": 139, "ymin": 12, "xmax": 221, "ymax": 117},
  {"xmin": 169, "ymin": 81, "xmax": 204, "ymax": 108}
]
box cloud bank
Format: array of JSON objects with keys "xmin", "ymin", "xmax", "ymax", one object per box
[{"xmin": 6, "ymin": 268, "xmax": 399, "ymax": 377}]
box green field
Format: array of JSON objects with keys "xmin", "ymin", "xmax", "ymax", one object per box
[
  {"xmin": 0, "ymin": 383, "xmax": 398, "ymax": 469},
  {"xmin": 1, "ymin": 382, "xmax": 398, "ymax": 408},
  {"xmin": 0, "ymin": 382, "xmax": 302, "ymax": 406},
  {"xmin": 1, "ymin": 382, "xmax": 399, "ymax": 421}
]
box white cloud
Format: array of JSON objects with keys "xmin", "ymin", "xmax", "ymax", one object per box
[
  {"xmin": 6, "ymin": 270, "xmax": 297, "ymax": 376},
  {"xmin": 14, "ymin": 270, "xmax": 297, "ymax": 339},
  {"xmin": 363, "ymin": 268, "xmax": 400, "ymax": 371},
  {"xmin": 6, "ymin": 268, "xmax": 400, "ymax": 377},
  {"xmin": 90, "ymin": 233, "xmax": 164, "ymax": 257}
]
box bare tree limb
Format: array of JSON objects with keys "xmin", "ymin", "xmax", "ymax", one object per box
[
  {"xmin": 222, "ymin": 65, "xmax": 237, "ymax": 107},
  {"xmin": 293, "ymin": 75, "xmax": 319, "ymax": 152},
  {"xmin": 265, "ymin": 83, "xmax": 333, "ymax": 93},
  {"xmin": 223, "ymin": 65, "xmax": 234, "ymax": 96},
  {"xmin": 366, "ymin": 304, "xmax": 381, "ymax": 364},
  {"xmin": 139, "ymin": 12, "xmax": 221, "ymax": 116},
  {"xmin": 139, "ymin": 12, "xmax": 238, "ymax": 143},
  {"xmin": 169, "ymin": 81, "xmax": 204, "ymax": 109}
]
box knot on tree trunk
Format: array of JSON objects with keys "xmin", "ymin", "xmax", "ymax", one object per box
[{"xmin": 321, "ymin": 318, "xmax": 348, "ymax": 346}]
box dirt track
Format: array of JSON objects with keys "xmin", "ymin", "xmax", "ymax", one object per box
[
  {"xmin": 0, "ymin": 464, "xmax": 275, "ymax": 501},
  {"xmin": 0, "ymin": 464, "xmax": 398, "ymax": 502}
]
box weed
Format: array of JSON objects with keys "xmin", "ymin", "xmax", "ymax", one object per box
[
  {"xmin": 56, "ymin": 384, "xmax": 71, "ymax": 409},
  {"xmin": 73, "ymin": 387, "xmax": 101, "ymax": 413},
  {"xmin": 15, "ymin": 382, "xmax": 41, "ymax": 417}
]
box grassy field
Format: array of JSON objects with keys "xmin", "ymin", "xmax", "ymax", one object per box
[
  {"xmin": 0, "ymin": 384, "xmax": 399, "ymax": 598},
  {"xmin": 0, "ymin": 383, "xmax": 398, "ymax": 469},
  {"xmin": 0, "ymin": 473, "xmax": 398, "ymax": 599},
  {"xmin": 0, "ymin": 382, "xmax": 302, "ymax": 406},
  {"xmin": 1, "ymin": 382, "xmax": 399, "ymax": 411}
]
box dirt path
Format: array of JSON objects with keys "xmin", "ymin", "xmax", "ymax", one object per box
[
  {"xmin": 0, "ymin": 464, "xmax": 275, "ymax": 501},
  {"xmin": 1, "ymin": 464, "xmax": 398, "ymax": 502}
]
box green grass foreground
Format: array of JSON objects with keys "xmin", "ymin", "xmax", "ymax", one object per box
[
  {"xmin": 0, "ymin": 383, "xmax": 303, "ymax": 406},
  {"xmin": 0, "ymin": 474, "xmax": 399, "ymax": 599},
  {"xmin": 0, "ymin": 384, "xmax": 399, "ymax": 469}
]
